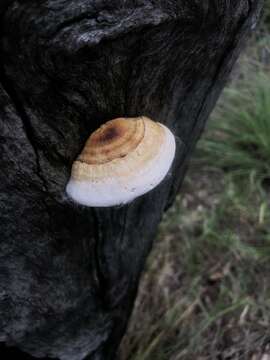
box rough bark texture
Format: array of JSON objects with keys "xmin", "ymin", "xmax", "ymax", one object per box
[{"xmin": 0, "ymin": 1, "xmax": 263, "ymax": 359}]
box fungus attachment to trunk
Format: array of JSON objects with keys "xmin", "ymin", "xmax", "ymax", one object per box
[{"xmin": 66, "ymin": 116, "xmax": 176, "ymax": 207}]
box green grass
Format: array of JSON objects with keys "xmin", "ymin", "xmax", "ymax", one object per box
[
  {"xmin": 120, "ymin": 174, "xmax": 270, "ymax": 359},
  {"xmin": 120, "ymin": 26, "xmax": 270, "ymax": 360},
  {"xmin": 196, "ymin": 73, "xmax": 270, "ymax": 187}
]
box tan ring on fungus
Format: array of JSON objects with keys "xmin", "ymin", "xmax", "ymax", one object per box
[{"xmin": 78, "ymin": 117, "xmax": 145, "ymax": 165}]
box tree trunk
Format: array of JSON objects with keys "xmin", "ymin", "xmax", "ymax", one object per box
[{"xmin": 0, "ymin": 1, "xmax": 263, "ymax": 359}]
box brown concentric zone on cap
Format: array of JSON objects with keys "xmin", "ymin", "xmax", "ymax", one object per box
[{"xmin": 78, "ymin": 117, "xmax": 145, "ymax": 165}]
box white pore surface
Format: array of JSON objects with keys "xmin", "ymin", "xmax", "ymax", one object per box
[{"xmin": 66, "ymin": 125, "xmax": 176, "ymax": 207}]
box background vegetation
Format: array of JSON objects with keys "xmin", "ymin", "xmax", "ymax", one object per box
[{"xmin": 120, "ymin": 6, "xmax": 270, "ymax": 360}]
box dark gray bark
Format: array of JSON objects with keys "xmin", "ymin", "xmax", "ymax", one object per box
[{"xmin": 0, "ymin": 1, "xmax": 263, "ymax": 359}]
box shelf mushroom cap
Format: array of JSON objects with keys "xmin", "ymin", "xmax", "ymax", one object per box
[{"xmin": 66, "ymin": 116, "xmax": 176, "ymax": 207}]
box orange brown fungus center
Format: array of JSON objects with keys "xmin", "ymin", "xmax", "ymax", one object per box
[
  {"xmin": 98, "ymin": 126, "xmax": 121, "ymax": 142},
  {"xmin": 78, "ymin": 117, "xmax": 145, "ymax": 165}
]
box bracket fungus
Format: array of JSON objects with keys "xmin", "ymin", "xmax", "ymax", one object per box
[{"xmin": 66, "ymin": 116, "xmax": 176, "ymax": 207}]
